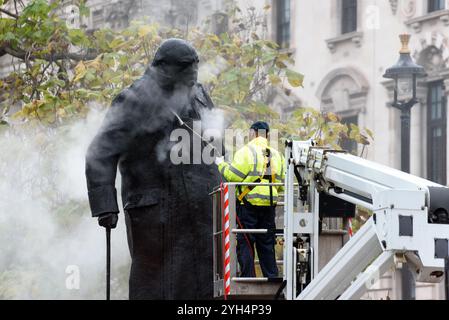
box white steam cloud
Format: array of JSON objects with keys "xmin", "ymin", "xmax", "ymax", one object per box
[
  {"xmin": 0, "ymin": 43, "xmax": 230, "ymax": 300},
  {"xmin": 0, "ymin": 107, "xmax": 130, "ymax": 300},
  {"xmin": 0, "ymin": 102, "xmax": 226, "ymax": 299}
]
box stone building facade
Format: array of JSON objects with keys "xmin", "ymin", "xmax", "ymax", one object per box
[
  {"xmin": 66, "ymin": 0, "xmax": 221, "ymax": 32},
  {"xmin": 236, "ymin": 0, "xmax": 449, "ymax": 299}
]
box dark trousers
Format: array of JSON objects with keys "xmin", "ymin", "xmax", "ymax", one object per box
[{"xmin": 236, "ymin": 204, "xmax": 279, "ymax": 278}]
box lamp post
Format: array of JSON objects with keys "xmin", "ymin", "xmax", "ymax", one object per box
[
  {"xmin": 383, "ymin": 34, "xmax": 427, "ymax": 300},
  {"xmin": 383, "ymin": 34, "xmax": 427, "ymax": 172}
]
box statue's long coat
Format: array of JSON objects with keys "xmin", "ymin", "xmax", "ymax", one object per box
[{"xmin": 85, "ymin": 41, "xmax": 220, "ymax": 299}]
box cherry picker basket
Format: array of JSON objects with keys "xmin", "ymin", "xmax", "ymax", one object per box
[{"xmin": 211, "ymin": 182, "xmax": 285, "ymax": 299}]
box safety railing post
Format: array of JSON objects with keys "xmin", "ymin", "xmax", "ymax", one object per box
[
  {"xmin": 222, "ymin": 183, "xmax": 231, "ymax": 298},
  {"xmin": 214, "ymin": 181, "xmax": 285, "ymax": 298}
]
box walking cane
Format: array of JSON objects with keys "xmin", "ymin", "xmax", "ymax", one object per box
[{"xmin": 106, "ymin": 226, "xmax": 111, "ymax": 300}]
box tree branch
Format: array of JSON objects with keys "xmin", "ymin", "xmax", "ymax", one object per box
[
  {"xmin": 2, "ymin": 45, "xmax": 98, "ymax": 62},
  {"xmin": 0, "ymin": 8, "xmax": 19, "ymax": 19}
]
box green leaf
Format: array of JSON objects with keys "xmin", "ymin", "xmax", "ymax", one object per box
[
  {"xmin": 78, "ymin": 1, "xmax": 90, "ymax": 17},
  {"xmin": 261, "ymin": 51, "xmax": 277, "ymax": 64},
  {"xmin": 68, "ymin": 28, "xmax": 90, "ymax": 47},
  {"xmin": 21, "ymin": 0, "xmax": 52, "ymax": 19},
  {"xmin": 109, "ymin": 38, "xmax": 125, "ymax": 49},
  {"xmin": 365, "ymin": 128, "xmax": 374, "ymax": 140},
  {"xmin": 0, "ymin": 17, "xmax": 15, "ymax": 32},
  {"xmin": 84, "ymin": 69, "xmax": 96, "ymax": 82},
  {"xmin": 265, "ymin": 41, "xmax": 279, "ymax": 50},
  {"xmin": 53, "ymin": 79, "xmax": 66, "ymax": 87},
  {"xmin": 220, "ymin": 32, "xmax": 230, "ymax": 43},
  {"xmin": 2, "ymin": 32, "xmax": 17, "ymax": 42},
  {"xmin": 286, "ymin": 69, "xmax": 304, "ymax": 87}
]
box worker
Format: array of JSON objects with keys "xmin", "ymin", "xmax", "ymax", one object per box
[
  {"xmin": 85, "ymin": 38, "xmax": 221, "ymax": 299},
  {"xmin": 215, "ymin": 121, "xmax": 284, "ymax": 278}
]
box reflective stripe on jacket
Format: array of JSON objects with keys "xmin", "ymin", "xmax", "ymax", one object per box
[{"xmin": 218, "ymin": 137, "xmax": 285, "ymax": 206}]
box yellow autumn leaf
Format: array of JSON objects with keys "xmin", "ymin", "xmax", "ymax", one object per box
[
  {"xmin": 57, "ymin": 108, "xmax": 66, "ymax": 118},
  {"xmin": 269, "ymin": 74, "xmax": 282, "ymax": 85},
  {"xmin": 327, "ymin": 112, "xmax": 338, "ymax": 122},
  {"xmin": 251, "ymin": 32, "xmax": 259, "ymax": 40},
  {"xmin": 209, "ymin": 34, "xmax": 221, "ymax": 44},
  {"xmin": 32, "ymin": 100, "xmax": 45, "ymax": 109},
  {"xmin": 87, "ymin": 54, "xmax": 104, "ymax": 71},
  {"xmin": 138, "ymin": 25, "xmax": 153, "ymax": 38},
  {"xmin": 275, "ymin": 60, "xmax": 287, "ymax": 68},
  {"xmin": 73, "ymin": 61, "xmax": 87, "ymax": 82}
]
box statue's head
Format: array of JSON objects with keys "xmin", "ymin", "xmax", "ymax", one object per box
[{"xmin": 150, "ymin": 38, "xmax": 199, "ymax": 90}]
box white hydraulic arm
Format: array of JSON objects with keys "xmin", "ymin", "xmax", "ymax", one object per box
[{"xmin": 283, "ymin": 140, "xmax": 449, "ymax": 300}]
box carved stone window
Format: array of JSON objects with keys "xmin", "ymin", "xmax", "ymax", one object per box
[
  {"xmin": 404, "ymin": 9, "xmax": 449, "ymax": 33},
  {"xmin": 428, "ymin": 0, "xmax": 446, "ymax": 13},
  {"xmin": 210, "ymin": 12, "xmax": 228, "ymax": 35},
  {"xmin": 415, "ymin": 45, "xmax": 449, "ymax": 183},
  {"xmin": 417, "ymin": 45, "xmax": 449, "ymax": 80},
  {"xmin": 427, "ymin": 80, "xmax": 446, "ymax": 184},
  {"xmin": 326, "ymin": 32, "xmax": 363, "ymax": 53},
  {"xmin": 342, "ymin": 0, "xmax": 357, "ymax": 34},
  {"xmin": 316, "ymin": 67, "xmax": 369, "ymax": 115},
  {"xmin": 92, "ymin": 9, "xmax": 104, "ymax": 28},
  {"xmin": 326, "ymin": 0, "xmax": 362, "ymax": 53},
  {"xmin": 389, "ymin": 0, "xmax": 399, "ymax": 15},
  {"xmin": 164, "ymin": 0, "xmax": 199, "ymax": 31},
  {"xmin": 266, "ymin": 87, "xmax": 302, "ymax": 122},
  {"xmin": 414, "ymin": 40, "xmax": 449, "ymax": 96},
  {"xmin": 276, "ymin": 0, "xmax": 291, "ymax": 48},
  {"xmin": 103, "ymin": 0, "xmax": 141, "ymax": 30}
]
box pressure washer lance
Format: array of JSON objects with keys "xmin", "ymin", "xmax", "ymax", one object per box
[{"xmin": 170, "ymin": 109, "xmax": 222, "ymax": 157}]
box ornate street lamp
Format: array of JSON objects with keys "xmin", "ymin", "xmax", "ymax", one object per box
[
  {"xmin": 383, "ymin": 34, "xmax": 427, "ymax": 301},
  {"xmin": 383, "ymin": 34, "xmax": 427, "ymax": 173}
]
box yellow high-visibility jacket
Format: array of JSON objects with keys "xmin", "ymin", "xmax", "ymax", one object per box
[{"xmin": 218, "ymin": 137, "xmax": 285, "ymax": 206}]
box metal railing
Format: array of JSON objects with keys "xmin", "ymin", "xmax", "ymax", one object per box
[
  {"xmin": 211, "ymin": 182, "xmax": 350, "ymax": 299},
  {"xmin": 211, "ymin": 182, "xmax": 285, "ymax": 298}
]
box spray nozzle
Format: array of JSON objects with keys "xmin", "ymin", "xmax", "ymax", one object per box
[
  {"xmin": 169, "ymin": 108, "xmax": 222, "ymax": 157},
  {"xmin": 170, "ymin": 109, "xmax": 185, "ymax": 126}
]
